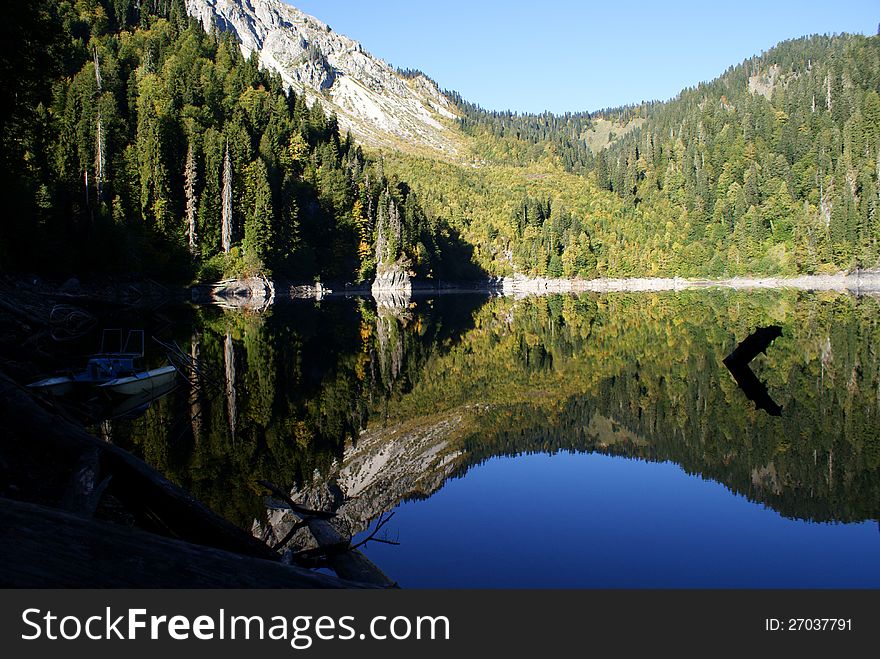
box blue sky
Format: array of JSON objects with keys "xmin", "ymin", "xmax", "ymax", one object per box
[{"xmin": 287, "ymin": 0, "xmax": 877, "ymax": 114}]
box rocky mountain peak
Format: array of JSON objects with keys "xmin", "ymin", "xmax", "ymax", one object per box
[{"xmin": 184, "ymin": 0, "xmax": 460, "ymax": 153}]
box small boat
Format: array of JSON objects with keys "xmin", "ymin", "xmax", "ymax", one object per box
[
  {"xmin": 99, "ymin": 365, "xmax": 178, "ymax": 396},
  {"xmin": 104, "ymin": 377, "xmax": 179, "ymax": 419},
  {"xmin": 27, "ymin": 375, "xmax": 76, "ymax": 396},
  {"xmin": 27, "ymin": 329, "xmax": 178, "ymax": 397}
]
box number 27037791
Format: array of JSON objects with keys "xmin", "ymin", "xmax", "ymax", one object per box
[{"xmin": 765, "ymin": 618, "xmax": 852, "ymax": 631}]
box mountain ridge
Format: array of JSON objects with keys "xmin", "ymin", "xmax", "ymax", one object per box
[
  {"xmin": 2, "ymin": 0, "xmax": 877, "ymax": 282},
  {"xmin": 184, "ymin": 0, "xmax": 462, "ymax": 154}
]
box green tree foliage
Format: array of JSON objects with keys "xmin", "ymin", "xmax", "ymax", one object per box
[
  {"xmin": 242, "ymin": 158, "xmax": 273, "ymax": 268},
  {"xmin": 1, "ymin": 0, "xmax": 450, "ymax": 283},
  {"xmin": 447, "ymin": 34, "xmax": 880, "ymax": 277},
  {"xmin": 116, "ymin": 290, "xmax": 880, "ymax": 527},
  {"xmin": 6, "ymin": 3, "xmax": 877, "ymax": 282},
  {"xmin": 0, "ymin": 0, "xmax": 70, "ymax": 268}
]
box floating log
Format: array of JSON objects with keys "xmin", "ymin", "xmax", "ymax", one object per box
[
  {"xmin": 306, "ymin": 518, "xmax": 397, "ymax": 588},
  {"xmin": 257, "ymin": 481, "xmax": 396, "ymax": 586},
  {"xmin": 0, "ymin": 498, "xmax": 377, "ymax": 588}
]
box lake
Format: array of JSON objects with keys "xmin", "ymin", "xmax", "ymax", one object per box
[{"xmin": 112, "ymin": 289, "xmax": 880, "ymax": 587}]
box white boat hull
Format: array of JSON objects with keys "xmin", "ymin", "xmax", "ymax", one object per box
[
  {"xmin": 26, "ymin": 376, "xmax": 74, "ymax": 396},
  {"xmin": 98, "ymin": 365, "xmax": 178, "ymax": 396}
]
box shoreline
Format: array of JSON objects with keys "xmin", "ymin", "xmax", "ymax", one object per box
[
  {"xmin": 179, "ymin": 269, "xmax": 880, "ymax": 307},
  {"xmin": 494, "ymin": 271, "xmax": 880, "ymax": 295},
  {"xmin": 198, "ymin": 272, "xmax": 880, "ymax": 307}
]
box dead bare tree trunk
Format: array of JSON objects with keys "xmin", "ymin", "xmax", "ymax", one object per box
[
  {"xmin": 306, "ymin": 518, "xmax": 396, "ymax": 587},
  {"xmin": 93, "ymin": 45, "xmax": 102, "ymax": 91},
  {"xmin": 95, "ymin": 116, "xmax": 105, "ymax": 202},
  {"xmin": 185, "ymin": 142, "xmax": 198, "ymax": 254},
  {"xmin": 224, "ymin": 329, "xmax": 237, "ymax": 440},
  {"xmin": 94, "ymin": 46, "xmax": 105, "ymax": 203},
  {"xmin": 222, "ymin": 141, "xmax": 233, "ymax": 254},
  {"xmin": 190, "ymin": 332, "xmax": 203, "ymax": 444}
]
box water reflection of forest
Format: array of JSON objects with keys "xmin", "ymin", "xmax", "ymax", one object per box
[{"xmin": 114, "ymin": 290, "xmax": 880, "ymax": 529}]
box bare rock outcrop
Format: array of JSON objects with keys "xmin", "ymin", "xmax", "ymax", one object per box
[
  {"xmin": 371, "ymin": 264, "xmax": 412, "ymax": 308},
  {"xmin": 184, "ymin": 0, "xmax": 460, "ymax": 153},
  {"xmin": 192, "ymin": 276, "xmax": 275, "ymax": 309}
]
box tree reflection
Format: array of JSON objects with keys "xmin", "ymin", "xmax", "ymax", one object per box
[{"xmin": 112, "ymin": 291, "xmax": 880, "ymax": 530}]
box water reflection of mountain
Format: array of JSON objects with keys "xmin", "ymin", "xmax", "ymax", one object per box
[
  {"xmin": 115, "ymin": 290, "xmax": 880, "ymax": 538},
  {"xmin": 113, "ymin": 294, "xmax": 486, "ymax": 527},
  {"xmin": 282, "ymin": 290, "xmax": 880, "ymax": 540}
]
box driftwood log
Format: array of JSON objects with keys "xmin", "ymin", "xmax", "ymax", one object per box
[
  {"xmin": 1, "ymin": 371, "xmax": 398, "ymax": 587},
  {"xmin": 260, "ymin": 481, "xmax": 396, "ymax": 588},
  {"xmin": 0, "ymin": 498, "xmax": 375, "ymax": 588},
  {"xmin": 306, "ymin": 518, "xmax": 397, "ymax": 588}
]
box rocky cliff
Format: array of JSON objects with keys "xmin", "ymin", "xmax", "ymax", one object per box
[
  {"xmin": 191, "ymin": 275, "xmax": 275, "ymax": 309},
  {"xmin": 371, "ymin": 263, "xmax": 412, "ymax": 308},
  {"xmin": 184, "ymin": 0, "xmax": 460, "ymax": 153}
]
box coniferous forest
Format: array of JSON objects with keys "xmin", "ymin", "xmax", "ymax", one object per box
[
  {"xmin": 447, "ymin": 35, "xmax": 880, "ymax": 277},
  {"xmin": 1, "ymin": 2, "xmax": 878, "ymax": 282},
  {"xmin": 113, "ymin": 290, "xmax": 880, "ymax": 528},
  {"xmin": 0, "ymin": 0, "xmax": 464, "ymax": 283}
]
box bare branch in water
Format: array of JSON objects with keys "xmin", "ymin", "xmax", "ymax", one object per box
[{"xmin": 350, "ymin": 511, "xmax": 400, "ymax": 551}]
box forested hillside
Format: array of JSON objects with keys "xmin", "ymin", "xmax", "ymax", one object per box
[
  {"xmin": 0, "ymin": 0, "xmax": 468, "ymax": 282},
  {"xmin": 2, "ymin": 2, "xmax": 877, "ymax": 282},
  {"xmin": 447, "ymin": 34, "xmax": 880, "ymax": 277}
]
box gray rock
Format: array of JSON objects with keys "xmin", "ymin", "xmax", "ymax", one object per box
[
  {"xmin": 192, "ymin": 276, "xmax": 275, "ymax": 309},
  {"xmin": 371, "ymin": 264, "xmax": 412, "ymax": 308},
  {"xmin": 183, "ymin": 0, "xmax": 460, "ymax": 153}
]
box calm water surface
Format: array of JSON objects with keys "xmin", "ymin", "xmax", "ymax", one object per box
[{"xmin": 114, "ymin": 289, "xmax": 880, "ymax": 587}]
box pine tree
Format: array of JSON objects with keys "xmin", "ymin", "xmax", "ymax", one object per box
[
  {"xmin": 374, "ymin": 191, "xmax": 387, "ymax": 266},
  {"xmin": 243, "ymin": 158, "xmax": 274, "ymax": 267},
  {"xmin": 387, "ymin": 192, "xmax": 401, "ymax": 263},
  {"xmin": 353, "ymin": 196, "xmax": 372, "ymax": 281},
  {"xmin": 548, "ymin": 253, "xmax": 563, "ymax": 278},
  {"xmin": 136, "ymin": 73, "xmax": 172, "ymax": 230}
]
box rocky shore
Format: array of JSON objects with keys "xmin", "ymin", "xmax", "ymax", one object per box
[
  {"xmin": 191, "ymin": 275, "xmax": 275, "ymax": 309},
  {"xmin": 189, "ymin": 269, "xmax": 880, "ymax": 309},
  {"xmin": 371, "ymin": 264, "xmax": 413, "ymax": 308},
  {"xmin": 495, "ymin": 270, "xmax": 880, "ymax": 295}
]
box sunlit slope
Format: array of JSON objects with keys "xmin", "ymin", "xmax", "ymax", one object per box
[{"xmin": 435, "ymin": 34, "xmax": 880, "ymax": 278}]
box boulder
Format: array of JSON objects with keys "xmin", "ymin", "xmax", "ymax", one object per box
[
  {"xmin": 192, "ymin": 276, "xmax": 275, "ymax": 309},
  {"xmin": 371, "ymin": 264, "xmax": 412, "ymax": 308}
]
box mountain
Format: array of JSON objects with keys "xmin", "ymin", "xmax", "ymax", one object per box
[
  {"xmin": 2, "ymin": 0, "xmax": 877, "ymax": 282},
  {"xmin": 0, "ymin": 0, "xmax": 473, "ymax": 282},
  {"xmin": 448, "ymin": 34, "xmax": 880, "ymax": 276},
  {"xmin": 184, "ymin": 1, "xmax": 880, "ymax": 278},
  {"xmin": 184, "ymin": 0, "xmax": 460, "ymax": 154}
]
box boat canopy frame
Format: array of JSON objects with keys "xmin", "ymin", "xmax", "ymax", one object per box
[{"xmin": 97, "ymin": 329, "xmax": 145, "ymax": 358}]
